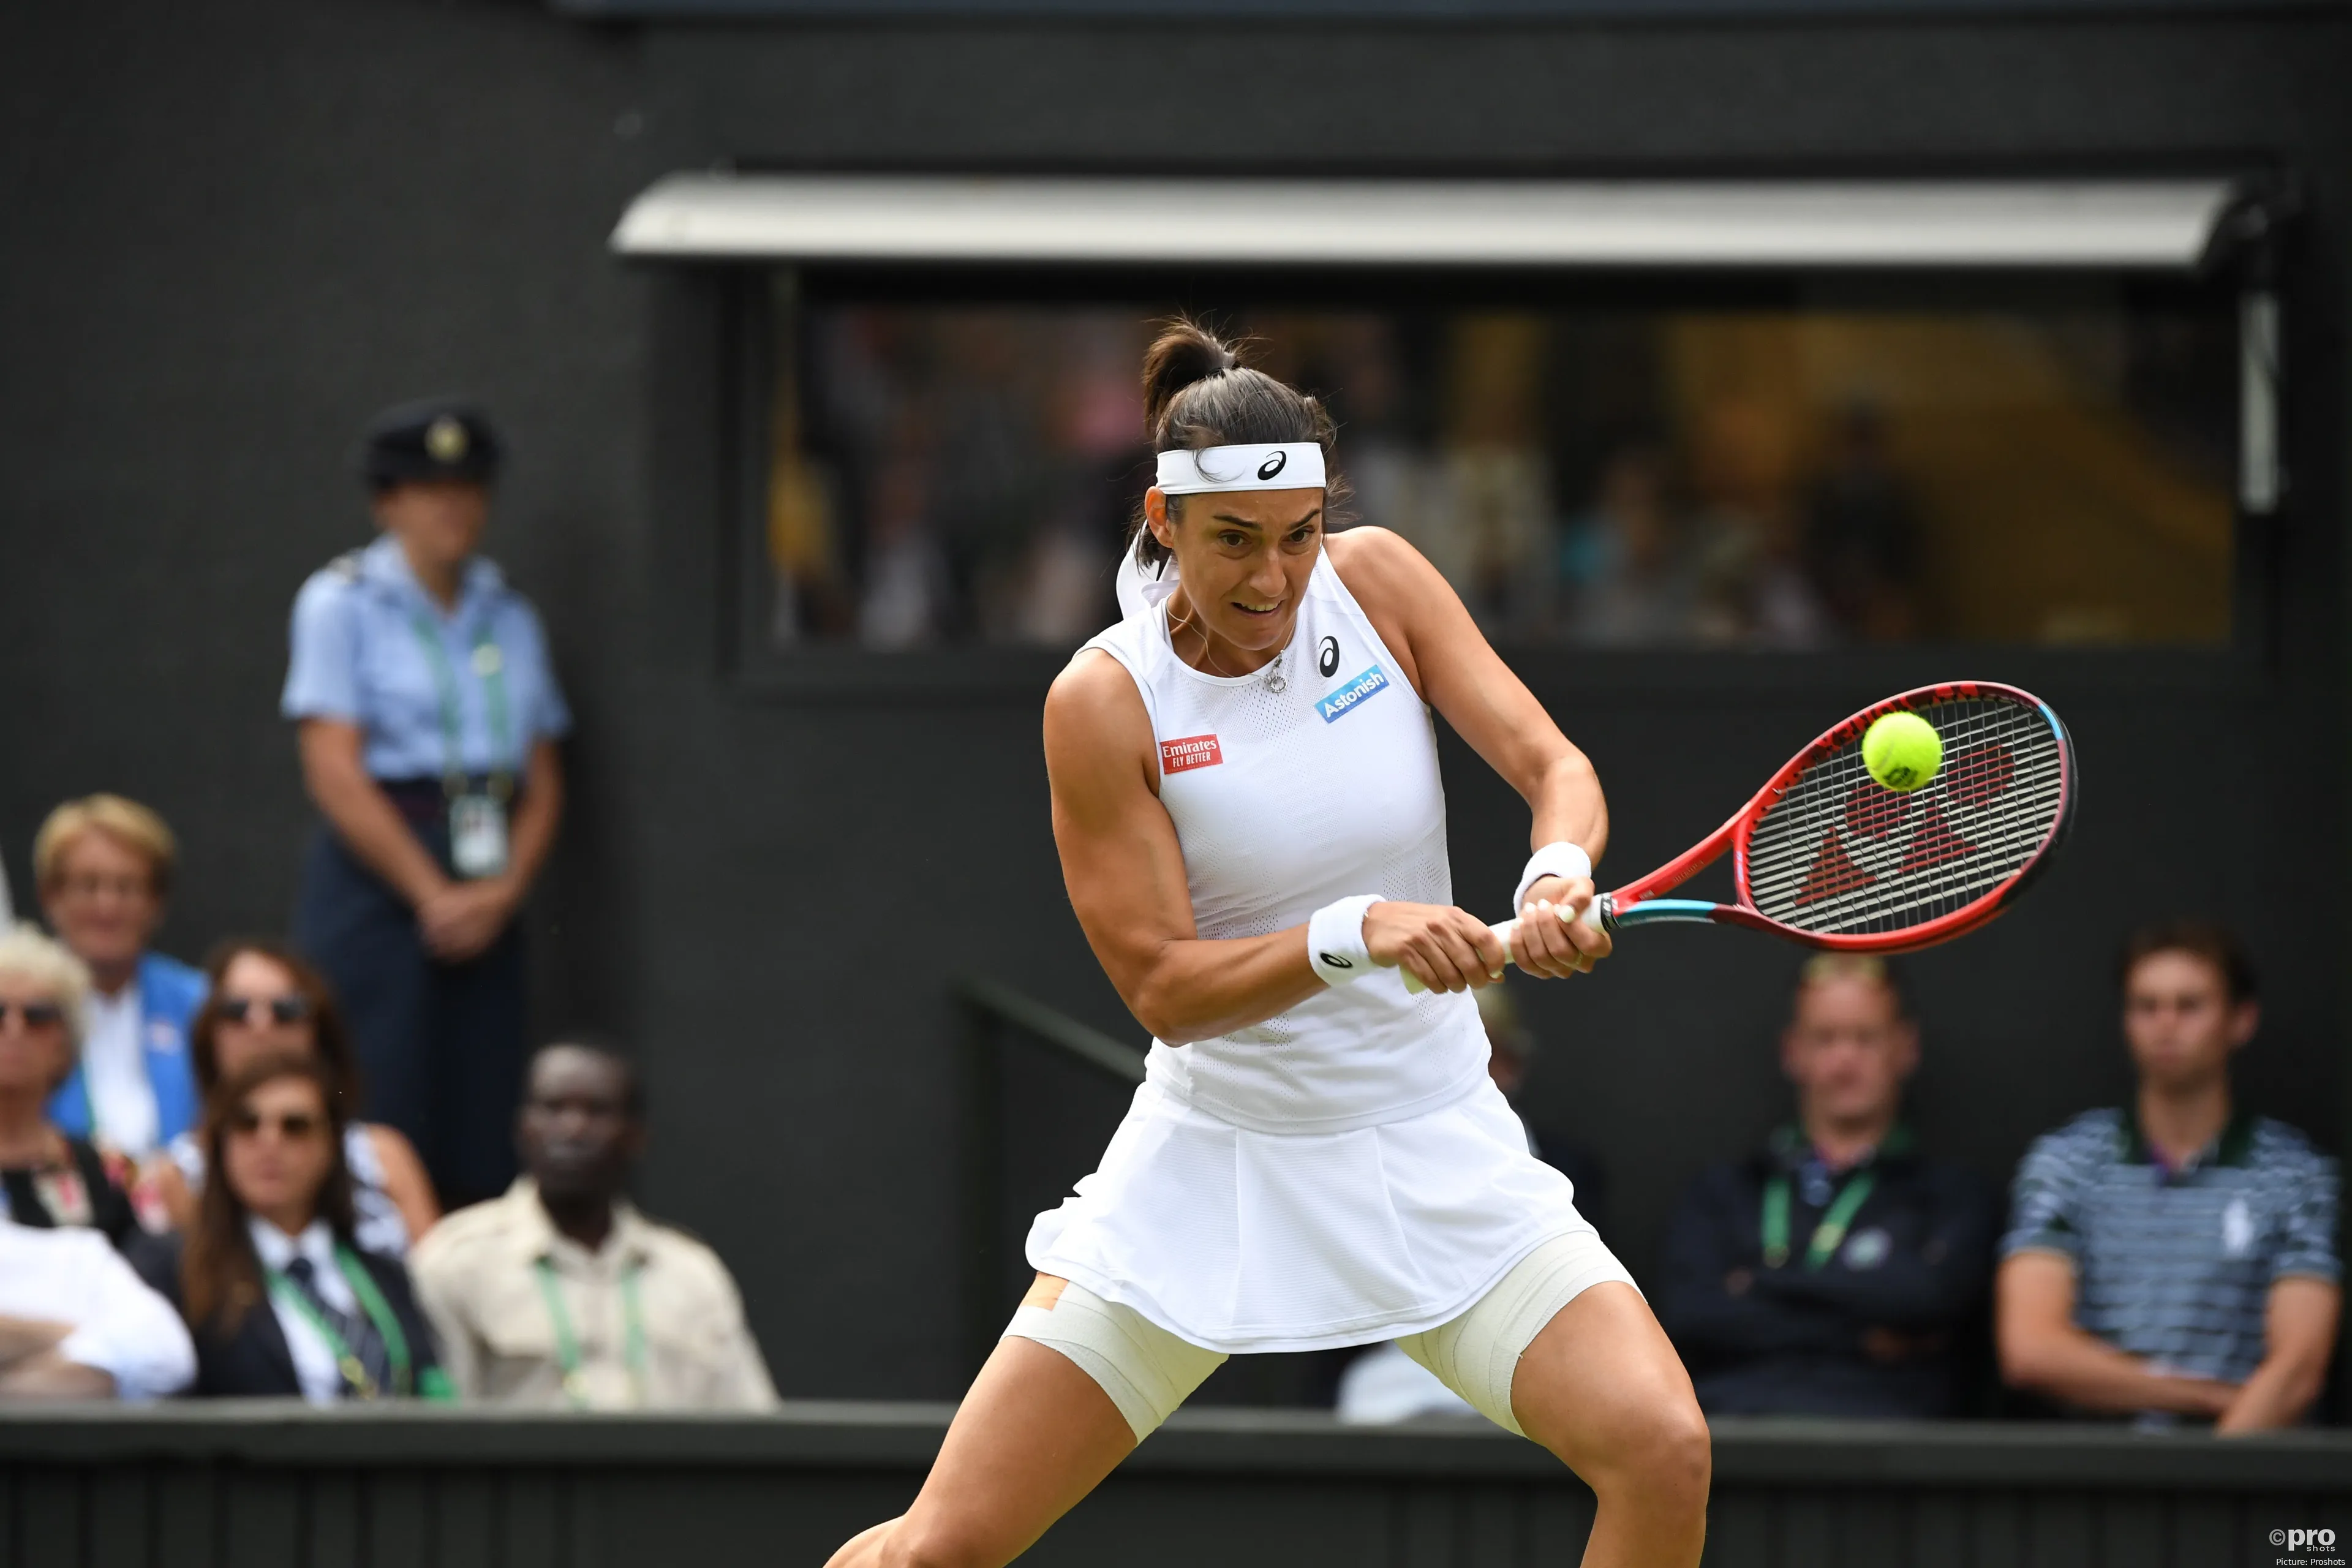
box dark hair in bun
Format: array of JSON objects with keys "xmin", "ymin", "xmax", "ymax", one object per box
[{"xmin": 1131, "ymin": 318, "xmax": 1346, "ymax": 572}]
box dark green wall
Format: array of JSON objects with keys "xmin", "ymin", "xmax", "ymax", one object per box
[{"xmin": 1, "ymin": 0, "xmax": 2345, "ymax": 1402}]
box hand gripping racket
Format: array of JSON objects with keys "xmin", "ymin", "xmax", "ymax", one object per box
[{"xmin": 1403, "ymin": 682, "xmax": 2076, "ymax": 993}]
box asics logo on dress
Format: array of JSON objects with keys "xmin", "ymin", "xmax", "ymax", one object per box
[
  {"xmin": 1318, "ymin": 636, "xmax": 1340, "ymax": 677},
  {"xmin": 1256, "ymin": 451, "xmax": 1287, "ymax": 481},
  {"xmin": 1316, "ymin": 665, "xmax": 1390, "ymax": 723},
  {"xmin": 1160, "ymin": 734, "xmax": 1224, "ymax": 774}
]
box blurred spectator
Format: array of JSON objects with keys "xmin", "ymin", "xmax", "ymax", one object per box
[
  {"xmin": 413, "ymin": 1043, "xmax": 777, "ymax": 1410},
  {"xmin": 1658, "ymin": 955, "xmax": 1996, "ymax": 1417},
  {"xmin": 0, "ymin": 925, "xmax": 138, "ymax": 1246},
  {"xmin": 0, "ymin": 1217, "xmax": 193, "ymax": 1401},
  {"xmin": 285, "ymin": 399, "xmax": 570, "ymax": 1210},
  {"xmin": 1686, "ymin": 398, "xmax": 1833, "ymax": 648},
  {"xmin": 135, "ymin": 1054, "xmax": 447, "ymax": 1402},
  {"xmin": 150, "ymin": 940, "xmax": 438, "ymax": 1256},
  {"xmin": 1561, "ymin": 449, "xmax": 1698, "ymax": 647},
  {"xmin": 1997, "ymin": 922, "xmax": 2339, "ymax": 1431},
  {"xmin": 1337, "ymin": 983, "xmax": 1609, "ymax": 1424},
  {"xmin": 33, "ymin": 796, "xmax": 204, "ymax": 1158},
  {"xmin": 1805, "ymin": 401, "xmax": 1921, "ymax": 641}
]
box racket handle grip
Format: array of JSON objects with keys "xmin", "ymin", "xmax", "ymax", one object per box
[{"xmin": 1399, "ymin": 900, "xmax": 1605, "ymax": 995}]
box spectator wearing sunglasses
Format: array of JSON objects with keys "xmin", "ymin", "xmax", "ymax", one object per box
[
  {"xmin": 134, "ymin": 1054, "xmax": 447, "ymax": 1402},
  {"xmin": 148, "ymin": 940, "xmax": 438, "ymax": 1255},
  {"xmin": 0, "ymin": 925, "xmax": 139, "ymax": 1246},
  {"xmin": 32, "ymin": 796, "xmax": 205, "ymax": 1159}
]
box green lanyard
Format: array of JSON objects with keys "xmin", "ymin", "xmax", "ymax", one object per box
[
  {"xmin": 406, "ymin": 609, "xmax": 513, "ymax": 800},
  {"xmin": 533, "ymin": 1256, "xmax": 649, "ymax": 1409},
  {"xmin": 1761, "ymin": 1167, "xmax": 1877, "ymax": 1270},
  {"xmin": 267, "ymin": 1244, "xmax": 415, "ymax": 1399}
]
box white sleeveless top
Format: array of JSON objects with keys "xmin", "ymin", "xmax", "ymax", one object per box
[
  {"xmin": 1087, "ymin": 551, "xmax": 1488, "ymax": 1132},
  {"xmin": 1025, "ymin": 548, "xmax": 1589, "ymax": 1353}
]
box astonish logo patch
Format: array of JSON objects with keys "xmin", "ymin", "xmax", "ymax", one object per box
[
  {"xmin": 1160, "ymin": 734, "xmax": 1224, "ymax": 774},
  {"xmin": 1316, "ymin": 665, "xmax": 1390, "ymax": 723}
]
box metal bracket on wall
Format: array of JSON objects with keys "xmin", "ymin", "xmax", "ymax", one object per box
[{"xmin": 2241, "ymin": 289, "xmax": 2282, "ymax": 515}]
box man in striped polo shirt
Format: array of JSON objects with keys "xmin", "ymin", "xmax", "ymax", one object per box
[{"xmin": 1997, "ymin": 922, "xmax": 2340, "ymax": 1430}]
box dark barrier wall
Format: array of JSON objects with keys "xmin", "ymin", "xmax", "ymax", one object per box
[
  {"xmin": 6, "ymin": 1408, "xmax": 2351, "ymax": 1567},
  {"xmin": 2, "ymin": 1, "xmax": 2346, "ymax": 1401}
]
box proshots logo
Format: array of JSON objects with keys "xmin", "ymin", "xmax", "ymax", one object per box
[{"xmin": 2271, "ymin": 1525, "xmax": 2344, "ymax": 1566}]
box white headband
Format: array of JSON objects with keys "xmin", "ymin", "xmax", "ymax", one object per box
[{"xmin": 1155, "ymin": 442, "xmax": 1326, "ymax": 496}]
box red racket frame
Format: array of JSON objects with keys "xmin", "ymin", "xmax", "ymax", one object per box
[{"xmin": 1597, "ymin": 681, "xmax": 2076, "ymax": 953}]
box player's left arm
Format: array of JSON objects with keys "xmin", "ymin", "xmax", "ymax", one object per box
[
  {"xmin": 2215, "ymin": 1276, "xmax": 2341, "ymax": 1433},
  {"xmin": 1327, "ymin": 527, "xmax": 1608, "ymax": 980}
]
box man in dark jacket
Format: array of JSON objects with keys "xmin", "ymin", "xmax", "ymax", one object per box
[{"xmin": 1659, "ymin": 954, "xmax": 1996, "ymax": 1417}]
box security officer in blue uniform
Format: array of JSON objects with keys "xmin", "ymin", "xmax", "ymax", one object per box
[{"xmin": 284, "ymin": 399, "xmax": 571, "ymax": 1210}]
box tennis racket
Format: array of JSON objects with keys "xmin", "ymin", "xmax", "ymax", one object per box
[{"xmin": 1403, "ymin": 682, "xmax": 2076, "ymax": 993}]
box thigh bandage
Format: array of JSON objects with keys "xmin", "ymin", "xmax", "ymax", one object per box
[
  {"xmin": 1003, "ymin": 1276, "xmax": 1227, "ymax": 1441},
  {"xmin": 1393, "ymin": 1226, "xmax": 1639, "ymax": 1436}
]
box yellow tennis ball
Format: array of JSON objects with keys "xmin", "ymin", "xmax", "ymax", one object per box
[{"xmin": 1863, "ymin": 711, "xmax": 1943, "ymax": 793}]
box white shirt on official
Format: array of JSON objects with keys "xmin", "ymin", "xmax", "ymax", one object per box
[
  {"xmin": 79, "ymin": 983, "xmax": 160, "ymax": 1156},
  {"xmin": 247, "ymin": 1216, "xmax": 356, "ymax": 1405},
  {"xmin": 0, "ymin": 1218, "xmax": 194, "ymax": 1400}
]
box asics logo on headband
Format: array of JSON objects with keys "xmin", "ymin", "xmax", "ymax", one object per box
[{"xmin": 1156, "ymin": 442, "xmax": 1326, "ymax": 496}]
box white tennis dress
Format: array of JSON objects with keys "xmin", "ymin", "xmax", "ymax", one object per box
[{"xmin": 1025, "ymin": 547, "xmax": 1589, "ymax": 1354}]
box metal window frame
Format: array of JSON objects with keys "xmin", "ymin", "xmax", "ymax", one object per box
[
  {"xmin": 663, "ymin": 175, "xmax": 2286, "ymax": 701},
  {"xmin": 619, "ymin": 173, "xmax": 2248, "ymax": 272}
]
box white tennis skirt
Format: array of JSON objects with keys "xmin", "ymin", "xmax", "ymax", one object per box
[{"xmin": 1023, "ymin": 1073, "xmax": 1591, "ymax": 1355}]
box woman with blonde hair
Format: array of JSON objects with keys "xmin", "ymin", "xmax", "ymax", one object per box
[
  {"xmin": 34, "ymin": 795, "xmax": 206, "ymax": 1156},
  {"xmin": 0, "ymin": 924, "xmax": 140, "ymax": 1245}
]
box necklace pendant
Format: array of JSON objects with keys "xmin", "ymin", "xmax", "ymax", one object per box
[{"xmin": 1263, "ymin": 671, "xmax": 1286, "ymax": 693}]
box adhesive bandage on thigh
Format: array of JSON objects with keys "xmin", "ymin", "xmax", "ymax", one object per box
[
  {"xmin": 1003, "ymin": 1276, "xmax": 1227, "ymax": 1441},
  {"xmin": 1393, "ymin": 1227, "xmax": 1640, "ymax": 1436}
]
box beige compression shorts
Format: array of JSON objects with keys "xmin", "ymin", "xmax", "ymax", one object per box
[{"xmin": 1003, "ymin": 1223, "xmax": 1637, "ymax": 1441}]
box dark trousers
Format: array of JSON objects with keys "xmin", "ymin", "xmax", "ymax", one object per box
[{"xmin": 293, "ymin": 818, "xmax": 526, "ymax": 1212}]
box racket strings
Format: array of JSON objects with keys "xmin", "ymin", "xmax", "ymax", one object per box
[{"xmin": 1743, "ymin": 698, "xmax": 2065, "ymax": 937}]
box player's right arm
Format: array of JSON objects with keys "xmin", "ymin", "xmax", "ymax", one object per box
[
  {"xmin": 1994, "ymin": 1251, "xmax": 2236, "ymax": 1417},
  {"xmin": 1044, "ymin": 652, "xmax": 1506, "ymax": 1043}
]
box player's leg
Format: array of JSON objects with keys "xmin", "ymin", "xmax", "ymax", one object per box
[
  {"xmin": 1510, "ymin": 1283, "xmax": 1709, "ymax": 1568},
  {"xmin": 827, "ymin": 1277, "xmax": 1225, "ymax": 1568},
  {"xmin": 1396, "ymin": 1233, "xmax": 1708, "ymax": 1568},
  {"xmin": 827, "ymin": 1337, "xmax": 1135, "ymax": 1568}
]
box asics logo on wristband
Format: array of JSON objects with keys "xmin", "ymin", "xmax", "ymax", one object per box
[{"xmin": 1319, "ymin": 951, "xmax": 1354, "ymax": 970}]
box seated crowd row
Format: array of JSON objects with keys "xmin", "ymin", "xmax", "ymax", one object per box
[
  {"xmin": 0, "ymin": 796, "xmax": 775, "ymax": 1408},
  {"xmin": 2, "ymin": 793, "xmax": 2339, "ymax": 1427},
  {"xmin": 1344, "ymin": 922, "xmax": 2340, "ymax": 1431}
]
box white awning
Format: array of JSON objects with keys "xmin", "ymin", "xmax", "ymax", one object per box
[{"xmin": 611, "ymin": 174, "xmax": 2241, "ymax": 270}]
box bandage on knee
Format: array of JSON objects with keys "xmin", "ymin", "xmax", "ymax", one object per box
[{"xmin": 1004, "ymin": 1276, "xmax": 1226, "ymax": 1441}]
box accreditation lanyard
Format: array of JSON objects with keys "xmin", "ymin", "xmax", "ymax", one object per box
[
  {"xmin": 1761, "ymin": 1166, "xmax": 1877, "ymax": 1271},
  {"xmin": 405, "ymin": 609, "xmax": 513, "ymax": 801},
  {"xmin": 533, "ymin": 1256, "xmax": 649, "ymax": 1410},
  {"xmin": 267, "ymin": 1245, "xmax": 412, "ymax": 1399}
]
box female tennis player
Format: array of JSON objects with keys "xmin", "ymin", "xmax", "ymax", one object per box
[{"xmin": 830, "ymin": 323, "xmax": 1708, "ymax": 1568}]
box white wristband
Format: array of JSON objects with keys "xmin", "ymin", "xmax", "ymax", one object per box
[
  {"xmin": 1307, "ymin": 895, "xmax": 1385, "ymax": 986},
  {"xmin": 1513, "ymin": 843, "xmax": 1593, "ymax": 916}
]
